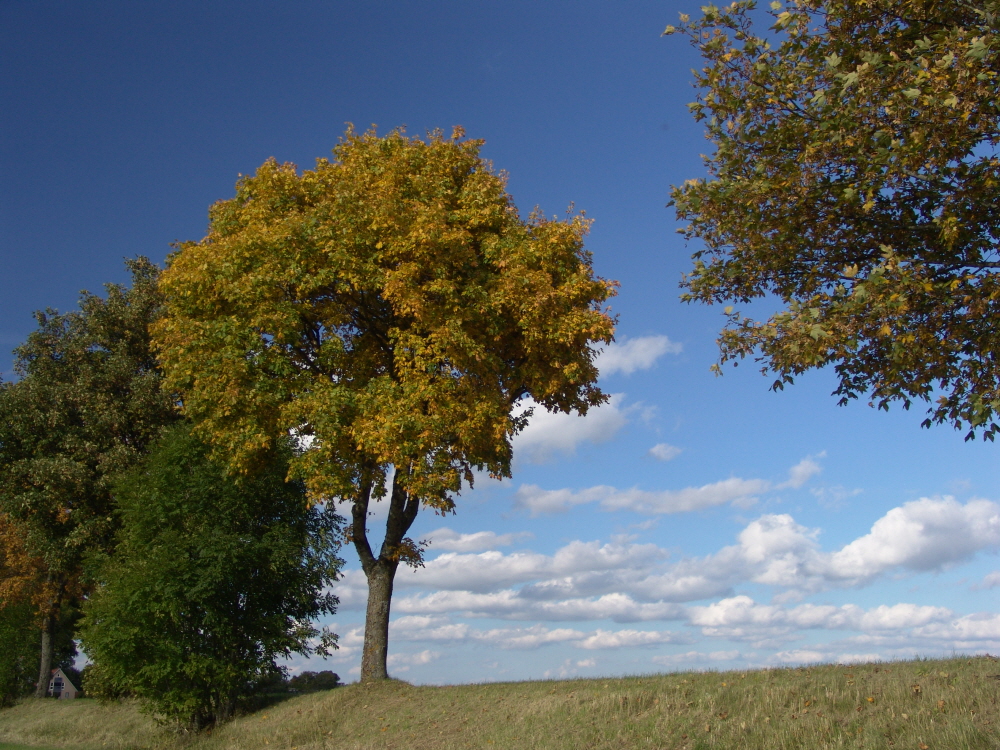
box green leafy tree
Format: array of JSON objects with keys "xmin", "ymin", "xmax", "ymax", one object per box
[
  {"xmin": 0, "ymin": 602, "xmax": 46, "ymax": 705},
  {"xmin": 0, "ymin": 258, "xmax": 178, "ymax": 696},
  {"xmin": 78, "ymin": 424, "xmax": 342, "ymax": 729},
  {"xmin": 152, "ymin": 126, "xmax": 617, "ymax": 681},
  {"xmin": 667, "ymin": 1, "xmax": 1000, "ymax": 438},
  {"xmin": 287, "ymin": 670, "xmax": 341, "ymax": 692}
]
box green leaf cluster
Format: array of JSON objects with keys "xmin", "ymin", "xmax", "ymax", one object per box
[
  {"xmin": 669, "ymin": 1, "xmax": 1000, "ymax": 438},
  {"xmin": 0, "ymin": 257, "xmax": 178, "ymax": 582},
  {"xmin": 78, "ymin": 424, "xmax": 343, "ymax": 729}
]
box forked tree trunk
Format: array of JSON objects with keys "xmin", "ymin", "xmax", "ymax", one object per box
[
  {"xmin": 34, "ymin": 610, "xmax": 56, "ymax": 698},
  {"xmin": 353, "ymin": 468, "xmax": 419, "ymax": 683}
]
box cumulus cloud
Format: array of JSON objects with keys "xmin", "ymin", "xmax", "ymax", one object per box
[
  {"xmin": 390, "ymin": 615, "xmax": 688, "ymax": 651},
  {"xmin": 515, "ymin": 478, "xmax": 769, "ymax": 517},
  {"xmin": 773, "ymin": 649, "xmax": 826, "ymax": 664},
  {"xmin": 394, "ymin": 590, "xmax": 684, "ymax": 623},
  {"xmin": 648, "ymin": 443, "xmax": 682, "ymax": 462},
  {"xmin": 337, "ymin": 497, "xmax": 1000, "ymax": 629},
  {"xmin": 386, "ymin": 650, "xmax": 441, "ymax": 671},
  {"xmin": 513, "ymin": 394, "xmax": 628, "ymax": 463},
  {"xmin": 423, "ymin": 528, "xmax": 533, "ymax": 553},
  {"xmin": 576, "ymin": 629, "xmax": 686, "ymax": 649},
  {"xmin": 778, "ymin": 453, "xmax": 825, "ymax": 489},
  {"xmin": 683, "ymin": 497, "xmax": 1000, "ymax": 595},
  {"xmin": 514, "ymin": 455, "xmax": 823, "ymax": 516},
  {"xmin": 651, "ymin": 650, "xmax": 743, "ymax": 666},
  {"xmin": 688, "ymin": 596, "xmax": 953, "ymax": 642},
  {"xmin": 827, "ymin": 497, "xmax": 1000, "ymax": 583},
  {"xmin": 911, "ymin": 612, "xmax": 1000, "ymax": 649},
  {"xmin": 395, "ymin": 538, "xmax": 664, "ymax": 595},
  {"xmin": 596, "ymin": 335, "xmax": 682, "ymax": 376}
]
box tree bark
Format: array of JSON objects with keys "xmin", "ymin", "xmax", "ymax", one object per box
[
  {"xmin": 353, "ymin": 467, "xmax": 419, "ymax": 683},
  {"xmin": 360, "ymin": 561, "xmax": 395, "ymax": 680},
  {"xmin": 34, "ymin": 610, "xmax": 55, "ymax": 698}
]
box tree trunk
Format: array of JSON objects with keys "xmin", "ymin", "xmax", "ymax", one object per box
[
  {"xmin": 353, "ymin": 467, "xmax": 420, "ymax": 683},
  {"xmin": 360, "ymin": 561, "xmax": 395, "ymax": 680},
  {"xmin": 34, "ymin": 611, "xmax": 55, "ymax": 698}
]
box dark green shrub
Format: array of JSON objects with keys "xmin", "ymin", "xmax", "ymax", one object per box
[{"xmin": 78, "ymin": 425, "xmax": 343, "ymax": 728}]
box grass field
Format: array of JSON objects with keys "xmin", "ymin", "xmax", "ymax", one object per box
[{"xmin": 0, "ymin": 656, "xmax": 997, "ymax": 749}]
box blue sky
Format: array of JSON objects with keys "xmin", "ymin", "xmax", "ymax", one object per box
[{"xmin": 3, "ymin": 1, "xmax": 999, "ymax": 685}]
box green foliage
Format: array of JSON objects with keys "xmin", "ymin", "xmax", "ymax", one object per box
[
  {"xmin": 287, "ymin": 670, "xmax": 340, "ymax": 692},
  {"xmin": 78, "ymin": 424, "xmax": 343, "ymax": 729},
  {"xmin": 0, "ymin": 257, "xmax": 178, "ymax": 596},
  {"xmin": 668, "ymin": 1, "xmax": 1000, "ymax": 438},
  {"xmin": 0, "ymin": 602, "xmax": 42, "ymax": 706},
  {"xmin": 0, "ymin": 601, "xmax": 78, "ymax": 706},
  {"xmin": 0, "ymin": 257, "xmax": 178, "ymax": 695}
]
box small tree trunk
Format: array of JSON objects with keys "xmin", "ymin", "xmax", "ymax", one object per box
[
  {"xmin": 34, "ymin": 611, "xmax": 55, "ymax": 698},
  {"xmin": 360, "ymin": 561, "xmax": 396, "ymax": 681}
]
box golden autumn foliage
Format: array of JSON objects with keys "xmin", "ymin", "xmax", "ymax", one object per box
[
  {"xmin": 0, "ymin": 514, "xmax": 48, "ymax": 615},
  {"xmin": 154, "ymin": 126, "xmax": 615, "ymax": 504},
  {"xmin": 153, "ymin": 126, "xmax": 616, "ymax": 680}
]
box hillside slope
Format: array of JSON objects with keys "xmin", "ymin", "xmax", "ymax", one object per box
[{"xmin": 0, "ymin": 656, "xmax": 997, "ymax": 749}]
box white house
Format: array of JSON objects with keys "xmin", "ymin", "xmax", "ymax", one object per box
[{"xmin": 47, "ymin": 668, "xmax": 79, "ymax": 699}]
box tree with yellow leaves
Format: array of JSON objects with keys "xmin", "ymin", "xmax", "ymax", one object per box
[{"xmin": 154, "ymin": 126, "xmax": 616, "ymax": 681}]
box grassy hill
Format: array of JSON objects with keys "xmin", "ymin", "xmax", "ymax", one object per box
[{"xmin": 0, "ymin": 656, "xmax": 998, "ymax": 749}]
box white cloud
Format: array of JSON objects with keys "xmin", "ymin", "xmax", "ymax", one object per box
[
  {"xmin": 576, "ymin": 629, "xmax": 685, "ymax": 650},
  {"xmin": 514, "ymin": 455, "xmax": 823, "ymax": 517},
  {"xmin": 338, "ymin": 498, "xmax": 1000, "ymax": 631},
  {"xmin": 671, "ymin": 497, "xmax": 1000, "ymax": 596},
  {"xmin": 778, "ymin": 453, "xmax": 825, "ymax": 489},
  {"xmin": 973, "ymin": 571, "xmax": 1000, "ymax": 590},
  {"xmin": 648, "ymin": 443, "xmax": 682, "ymax": 462},
  {"xmin": 422, "ymin": 528, "xmax": 533, "ymax": 552},
  {"xmin": 515, "ymin": 477, "xmax": 769, "ymax": 516},
  {"xmin": 386, "ymin": 650, "xmax": 441, "ymax": 672},
  {"xmin": 395, "ymin": 538, "xmax": 663, "ymax": 594},
  {"xmin": 391, "ymin": 616, "xmax": 689, "ymax": 652},
  {"xmin": 773, "ymin": 649, "xmax": 826, "ymax": 664},
  {"xmin": 394, "ymin": 590, "xmax": 685, "ymax": 623},
  {"xmin": 651, "ymin": 650, "xmax": 743, "ymax": 666},
  {"xmin": 912, "ymin": 612, "xmax": 1000, "ymax": 649},
  {"xmin": 827, "ymin": 497, "xmax": 1000, "ymax": 583},
  {"xmin": 513, "ymin": 394, "xmax": 628, "ymax": 463},
  {"xmin": 478, "ymin": 626, "xmax": 586, "ymax": 650},
  {"xmin": 835, "ymin": 653, "xmax": 883, "ymax": 664},
  {"xmin": 687, "ymin": 596, "xmax": 955, "ymax": 646},
  {"xmin": 596, "ymin": 335, "xmax": 682, "ymax": 376}
]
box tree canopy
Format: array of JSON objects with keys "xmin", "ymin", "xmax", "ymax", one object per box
[
  {"xmin": 153, "ymin": 126, "xmax": 617, "ymax": 681},
  {"xmin": 79, "ymin": 424, "xmax": 342, "ymax": 728},
  {"xmin": 667, "ymin": 0, "xmax": 1000, "ymax": 438},
  {"xmin": 0, "ymin": 257, "xmax": 178, "ymax": 694}
]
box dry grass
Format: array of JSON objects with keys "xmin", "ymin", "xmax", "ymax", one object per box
[{"xmin": 1, "ymin": 656, "xmax": 998, "ymax": 749}]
